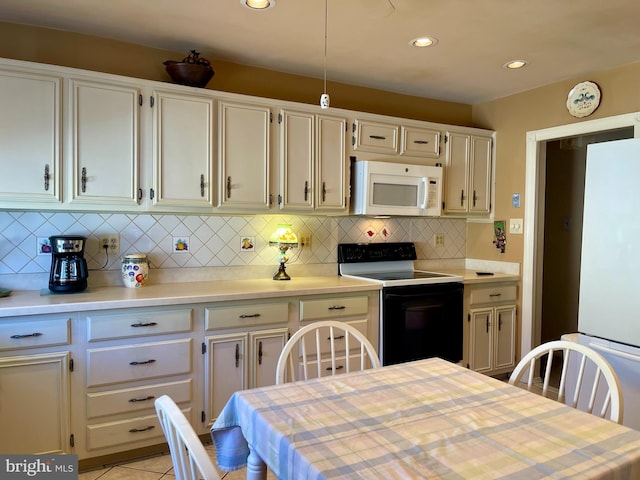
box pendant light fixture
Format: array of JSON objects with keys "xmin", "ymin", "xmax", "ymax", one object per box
[{"xmin": 320, "ymin": 0, "xmax": 330, "ymax": 109}]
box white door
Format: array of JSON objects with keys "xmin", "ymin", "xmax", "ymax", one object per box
[
  {"xmin": 279, "ymin": 109, "xmax": 314, "ymax": 210},
  {"xmin": 316, "ymin": 114, "xmax": 347, "ymax": 211}
]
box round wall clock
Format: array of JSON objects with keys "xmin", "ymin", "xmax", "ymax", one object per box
[{"xmin": 566, "ymin": 81, "xmax": 601, "ymax": 118}]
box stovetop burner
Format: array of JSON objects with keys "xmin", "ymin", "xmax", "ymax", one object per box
[{"xmin": 337, "ymin": 242, "xmax": 463, "ymax": 287}]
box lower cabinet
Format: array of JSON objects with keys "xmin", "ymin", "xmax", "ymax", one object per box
[
  {"xmin": 466, "ymin": 282, "xmax": 517, "ymax": 376},
  {"xmin": 0, "ymin": 314, "xmax": 72, "ymax": 455}
]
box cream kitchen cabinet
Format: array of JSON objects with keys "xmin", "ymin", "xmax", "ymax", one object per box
[
  {"xmin": 0, "ymin": 64, "xmax": 63, "ymax": 208},
  {"xmin": 150, "ymin": 89, "xmax": 215, "ymax": 210},
  {"xmin": 352, "ymin": 118, "xmax": 399, "ymax": 155},
  {"xmin": 296, "ymin": 294, "xmax": 378, "ymax": 379},
  {"xmin": 278, "ymin": 109, "xmax": 347, "ymax": 212},
  {"xmin": 68, "ymin": 77, "xmax": 142, "ymax": 208},
  {"xmin": 466, "ymin": 282, "xmax": 517, "ymax": 376},
  {"xmin": 68, "ymin": 75, "xmax": 216, "ymax": 212},
  {"xmin": 400, "ymin": 126, "xmax": 441, "ymax": 159},
  {"xmin": 204, "ymin": 300, "xmax": 290, "ymax": 423},
  {"xmin": 217, "ymin": 100, "xmax": 271, "ymax": 211},
  {"xmin": 76, "ymin": 306, "xmax": 197, "ymax": 459},
  {"xmin": 0, "ymin": 314, "xmax": 72, "ymax": 455},
  {"xmin": 444, "ymin": 131, "xmax": 493, "ymax": 216}
]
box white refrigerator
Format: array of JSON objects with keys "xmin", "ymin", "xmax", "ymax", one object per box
[{"xmin": 577, "ymin": 137, "xmax": 640, "ymax": 430}]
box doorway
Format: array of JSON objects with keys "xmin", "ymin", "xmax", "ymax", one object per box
[
  {"xmin": 540, "ymin": 129, "xmax": 633, "ymax": 345},
  {"xmin": 521, "ymin": 113, "xmax": 640, "ymax": 358}
]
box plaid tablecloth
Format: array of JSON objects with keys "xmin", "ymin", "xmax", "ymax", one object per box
[{"xmin": 212, "ymin": 358, "xmax": 640, "ymax": 479}]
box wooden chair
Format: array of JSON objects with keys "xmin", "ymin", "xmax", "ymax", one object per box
[
  {"xmin": 276, "ymin": 320, "xmax": 381, "ymax": 384},
  {"xmin": 155, "ymin": 395, "xmax": 221, "ymax": 480},
  {"xmin": 508, "ymin": 340, "xmax": 623, "ymax": 424}
]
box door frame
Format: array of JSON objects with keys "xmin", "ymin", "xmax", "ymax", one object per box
[{"xmin": 521, "ymin": 112, "xmax": 640, "ymax": 357}]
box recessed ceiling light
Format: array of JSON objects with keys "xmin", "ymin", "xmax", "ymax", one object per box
[
  {"xmin": 504, "ymin": 60, "xmax": 528, "ymax": 69},
  {"xmin": 241, "ymin": 0, "xmax": 275, "ymax": 10},
  {"xmin": 409, "ymin": 37, "xmax": 438, "ymax": 48}
]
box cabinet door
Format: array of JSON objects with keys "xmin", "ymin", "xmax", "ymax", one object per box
[
  {"xmin": 443, "ymin": 132, "xmax": 470, "ymax": 214},
  {"xmin": 151, "ymin": 89, "xmax": 214, "ymax": 210},
  {"xmin": 353, "ymin": 119, "xmax": 399, "ymax": 154},
  {"xmin": 218, "ymin": 101, "xmax": 270, "ymax": 210},
  {"xmin": 400, "ymin": 126, "xmax": 440, "ymax": 159},
  {"xmin": 69, "ymin": 79, "xmax": 140, "ymax": 207},
  {"xmin": 205, "ymin": 333, "xmax": 247, "ymax": 424},
  {"xmin": 0, "ymin": 68, "xmax": 62, "ymax": 205},
  {"xmin": 0, "ymin": 352, "xmax": 70, "ymax": 454},
  {"xmin": 469, "ymin": 308, "xmax": 493, "ymax": 374},
  {"xmin": 493, "ymin": 305, "xmax": 516, "ymax": 371},
  {"xmin": 279, "ymin": 109, "xmax": 314, "ymax": 210},
  {"xmin": 469, "ymin": 135, "xmax": 492, "ymax": 214},
  {"xmin": 249, "ymin": 328, "xmax": 288, "ymax": 388},
  {"xmin": 316, "ymin": 114, "xmax": 347, "ymax": 211}
]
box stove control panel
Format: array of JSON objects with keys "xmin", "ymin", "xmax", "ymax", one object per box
[{"xmin": 337, "ymin": 242, "xmax": 417, "ymax": 263}]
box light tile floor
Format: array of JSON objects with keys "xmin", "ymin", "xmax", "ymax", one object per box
[{"xmin": 78, "ymin": 443, "xmax": 276, "ymax": 480}]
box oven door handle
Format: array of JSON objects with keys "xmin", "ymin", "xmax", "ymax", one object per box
[{"xmin": 385, "ymin": 292, "xmax": 442, "ymax": 300}]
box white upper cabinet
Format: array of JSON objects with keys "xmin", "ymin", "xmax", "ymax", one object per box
[
  {"xmin": 400, "ymin": 126, "xmax": 440, "ymax": 158},
  {"xmin": 352, "ymin": 119, "xmax": 399, "ymax": 155},
  {"xmin": 68, "ymin": 78, "xmax": 141, "ymax": 208},
  {"xmin": 444, "ymin": 131, "xmax": 493, "ymax": 216},
  {"xmin": 217, "ymin": 100, "xmax": 271, "ymax": 211},
  {"xmin": 278, "ymin": 109, "xmax": 347, "ymax": 212},
  {"xmin": 0, "ymin": 66, "xmax": 62, "ymax": 206},
  {"xmin": 151, "ymin": 89, "xmax": 215, "ymax": 210}
]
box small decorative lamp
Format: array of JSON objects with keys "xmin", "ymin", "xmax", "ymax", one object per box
[{"xmin": 269, "ymin": 224, "xmax": 298, "ymax": 280}]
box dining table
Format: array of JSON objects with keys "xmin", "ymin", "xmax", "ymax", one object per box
[{"xmin": 211, "ymin": 357, "xmax": 640, "ymax": 479}]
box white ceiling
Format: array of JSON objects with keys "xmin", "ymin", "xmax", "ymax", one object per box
[{"xmin": 2, "ymin": 0, "xmax": 640, "ymax": 104}]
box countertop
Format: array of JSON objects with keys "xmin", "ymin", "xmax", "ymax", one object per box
[
  {"xmin": 0, "ymin": 270, "xmax": 519, "ymax": 318},
  {"xmin": 0, "ymin": 276, "xmax": 382, "ymax": 318}
]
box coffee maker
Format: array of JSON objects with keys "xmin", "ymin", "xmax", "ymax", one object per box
[{"xmin": 48, "ymin": 235, "xmax": 89, "ymax": 293}]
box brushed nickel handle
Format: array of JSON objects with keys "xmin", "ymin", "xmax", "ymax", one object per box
[
  {"xmin": 304, "ymin": 180, "xmax": 309, "ymax": 201},
  {"xmin": 129, "ymin": 426, "xmax": 155, "ymax": 433},
  {"xmin": 10, "ymin": 332, "xmax": 43, "ymax": 339},
  {"xmin": 131, "ymin": 322, "xmax": 157, "ymax": 327},
  {"xmin": 239, "ymin": 313, "xmax": 260, "ymax": 318},
  {"xmin": 129, "ymin": 359, "xmax": 156, "ymax": 365},
  {"xmin": 227, "ymin": 176, "xmax": 232, "ymax": 198},
  {"xmin": 328, "ymin": 305, "xmax": 346, "ymax": 310},
  {"xmin": 81, "ymin": 167, "xmax": 87, "ymax": 193},
  {"xmin": 322, "ymin": 182, "xmax": 327, "ymax": 202},
  {"xmin": 460, "ymin": 189, "xmax": 466, "ymax": 207},
  {"xmin": 413, "ymin": 140, "xmax": 429, "ymax": 144},
  {"xmin": 128, "ymin": 396, "xmax": 155, "ymax": 403},
  {"xmin": 200, "ymin": 174, "xmax": 205, "ymax": 197},
  {"xmin": 369, "ymin": 135, "xmax": 386, "ymax": 140}
]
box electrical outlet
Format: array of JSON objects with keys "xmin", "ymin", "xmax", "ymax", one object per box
[
  {"xmin": 298, "ymin": 234, "xmax": 311, "ymax": 249},
  {"xmin": 99, "ymin": 234, "xmax": 120, "ymax": 254},
  {"xmin": 434, "ymin": 233, "xmax": 445, "ymax": 248}
]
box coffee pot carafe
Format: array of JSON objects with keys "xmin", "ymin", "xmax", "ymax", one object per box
[{"xmin": 48, "ymin": 235, "xmax": 89, "ymax": 293}]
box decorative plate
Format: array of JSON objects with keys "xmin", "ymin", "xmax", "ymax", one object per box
[{"xmin": 566, "ymin": 81, "xmax": 601, "ymax": 118}]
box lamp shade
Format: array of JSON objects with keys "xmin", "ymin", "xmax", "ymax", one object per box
[{"xmin": 269, "ymin": 224, "xmax": 298, "ymax": 246}]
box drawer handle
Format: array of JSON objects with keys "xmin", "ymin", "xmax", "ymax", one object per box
[
  {"xmin": 489, "ymin": 293, "xmax": 502, "ymax": 297},
  {"xmin": 129, "ymin": 426, "xmax": 155, "ymax": 433},
  {"xmin": 413, "ymin": 140, "xmax": 429, "ymax": 144},
  {"xmin": 239, "ymin": 314, "xmax": 261, "ymax": 318},
  {"xmin": 129, "ymin": 396, "xmax": 155, "ymax": 403},
  {"xmin": 10, "ymin": 332, "xmax": 43, "ymax": 339},
  {"xmin": 131, "ymin": 322, "xmax": 158, "ymax": 328},
  {"xmin": 328, "ymin": 305, "xmax": 346, "ymax": 310},
  {"xmin": 129, "ymin": 359, "xmax": 156, "ymax": 365},
  {"xmin": 369, "ymin": 135, "xmax": 386, "ymax": 140},
  {"xmin": 325, "ymin": 365, "xmax": 344, "ymax": 372},
  {"xmin": 328, "ymin": 335, "xmax": 345, "ymax": 341}
]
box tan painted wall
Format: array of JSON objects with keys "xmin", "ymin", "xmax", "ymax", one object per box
[
  {"xmin": 0, "ymin": 22, "xmax": 471, "ymax": 125},
  {"xmin": 470, "ymin": 61, "xmax": 640, "ymax": 265}
]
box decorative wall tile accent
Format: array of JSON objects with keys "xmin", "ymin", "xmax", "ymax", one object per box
[{"xmin": 0, "ymin": 212, "xmax": 466, "ymax": 278}]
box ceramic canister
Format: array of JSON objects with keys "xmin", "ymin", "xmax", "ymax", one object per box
[{"xmin": 121, "ymin": 253, "xmax": 149, "ymax": 288}]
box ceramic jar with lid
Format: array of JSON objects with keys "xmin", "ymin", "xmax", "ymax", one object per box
[{"xmin": 121, "ymin": 253, "xmax": 149, "ymax": 288}]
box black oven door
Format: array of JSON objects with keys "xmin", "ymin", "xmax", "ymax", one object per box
[{"xmin": 382, "ymin": 283, "xmax": 463, "ymax": 366}]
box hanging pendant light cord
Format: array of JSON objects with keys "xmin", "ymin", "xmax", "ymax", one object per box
[{"xmin": 323, "ymin": 0, "xmax": 328, "ymax": 94}]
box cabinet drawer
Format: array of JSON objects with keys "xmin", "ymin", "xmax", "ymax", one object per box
[
  {"xmin": 86, "ymin": 409, "xmax": 191, "ymax": 450},
  {"xmin": 300, "ymin": 296, "xmax": 368, "ymax": 321},
  {"xmin": 353, "ymin": 120, "xmax": 399, "ymax": 154},
  {"xmin": 205, "ymin": 302, "xmax": 288, "ymax": 330},
  {"xmin": 87, "ymin": 308, "xmax": 192, "ymax": 341},
  {"xmin": 400, "ymin": 126, "xmax": 440, "ymax": 158},
  {"xmin": 297, "ymin": 353, "xmax": 377, "ymax": 380},
  {"xmin": 0, "ymin": 317, "xmax": 70, "ymax": 351},
  {"xmin": 300, "ymin": 318, "xmax": 368, "ymax": 355},
  {"xmin": 469, "ymin": 284, "xmax": 517, "ymax": 305},
  {"xmin": 86, "ymin": 379, "xmax": 192, "ymax": 418},
  {"xmin": 86, "ymin": 339, "xmax": 192, "ymax": 387}
]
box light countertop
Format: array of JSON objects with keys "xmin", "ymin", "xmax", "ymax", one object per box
[{"xmin": 0, "ymin": 270, "xmax": 519, "ymax": 318}]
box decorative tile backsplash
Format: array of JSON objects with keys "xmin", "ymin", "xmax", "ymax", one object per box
[{"xmin": 0, "ymin": 211, "xmax": 465, "ymax": 289}]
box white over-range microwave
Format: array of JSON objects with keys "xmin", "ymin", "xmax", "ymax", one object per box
[{"xmin": 351, "ymin": 159, "xmax": 443, "ymax": 216}]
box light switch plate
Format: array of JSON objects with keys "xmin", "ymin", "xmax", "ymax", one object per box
[{"xmin": 509, "ymin": 218, "xmax": 523, "ymax": 234}]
